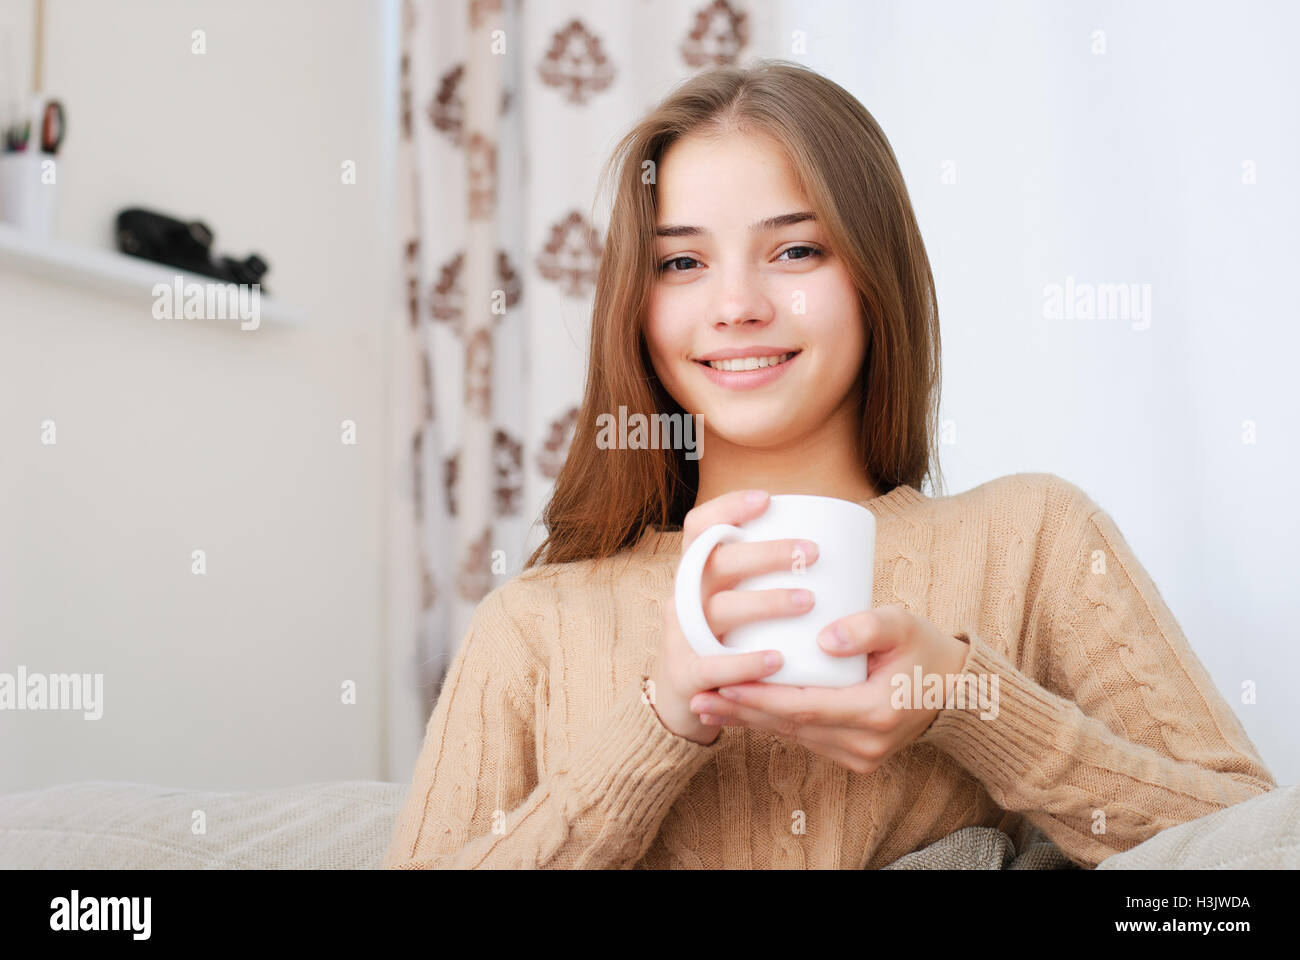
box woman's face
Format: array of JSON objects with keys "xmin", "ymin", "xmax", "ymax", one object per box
[{"xmin": 645, "ymin": 130, "xmax": 866, "ymax": 451}]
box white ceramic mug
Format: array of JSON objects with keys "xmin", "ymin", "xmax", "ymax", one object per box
[{"xmin": 674, "ymin": 494, "xmax": 875, "ymax": 687}]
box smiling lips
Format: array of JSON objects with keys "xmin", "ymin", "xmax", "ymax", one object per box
[
  {"xmin": 702, "ymin": 351, "xmax": 797, "ymax": 371},
  {"xmin": 694, "ymin": 349, "xmax": 801, "ymax": 390}
]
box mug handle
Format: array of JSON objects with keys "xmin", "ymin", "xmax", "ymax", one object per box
[{"xmin": 674, "ymin": 522, "xmax": 745, "ymax": 658}]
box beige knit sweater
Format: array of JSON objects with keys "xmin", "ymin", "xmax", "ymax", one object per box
[{"xmin": 384, "ymin": 472, "xmax": 1275, "ymax": 869}]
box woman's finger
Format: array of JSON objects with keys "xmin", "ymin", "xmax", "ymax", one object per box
[
  {"xmin": 711, "ymin": 680, "xmax": 869, "ymax": 728},
  {"xmin": 705, "ymin": 585, "xmax": 814, "ymax": 637},
  {"xmin": 704, "ymin": 537, "xmax": 818, "ymax": 590},
  {"xmin": 693, "ymin": 693, "xmax": 856, "ymax": 747},
  {"xmin": 818, "ymin": 604, "xmax": 910, "ymax": 657},
  {"xmin": 700, "ymin": 703, "xmax": 886, "ymax": 774},
  {"xmin": 690, "ymin": 647, "xmax": 784, "ymax": 693},
  {"xmin": 682, "ymin": 489, "xmax": 769, "ymax": 546}
]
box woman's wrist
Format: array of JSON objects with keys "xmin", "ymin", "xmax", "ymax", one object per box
[{"xmin": 941, "ymin": 632, "xmax": 972, "ymax": 704}]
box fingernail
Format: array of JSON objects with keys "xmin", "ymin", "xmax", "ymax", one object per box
[
  {"xmin": 795, "ymin": 540, "xmax": 818, "ymax": 560},
  {"xmin": 763, "ymin": 651, "xmax": 782, "ymax": 668},
  {"xmin": 746, "ymin": 490, "xmax": 767, "ymax": 504},
  {"xmin": 719, "ymin": 687, "xmax": 739, "ymax": 700},
  {"xmin": 821, "ymin": 625, "xmax": 848, "ymax": 650},
  {"xmin": 792, "ymin": 589, "xmax": 813, "ymax": 608}
]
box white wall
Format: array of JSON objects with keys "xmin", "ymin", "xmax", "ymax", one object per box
[
  {"xmin": 781, "ymin": 0, "xmax": 1298, "ymax": 782},
  {"xmin": 0, "ymin": 0, "xmax": 398, "ymax": 790}
]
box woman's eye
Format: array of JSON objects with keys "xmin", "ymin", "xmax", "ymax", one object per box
[
  {"xmin": 658, "ymin": 246, "xmax": 823, "ymax": 273},
  {"xmin": 777, "ymin": 245, "xmax": 824, "ymax": 263},
  {"xmin": 659, "ymin": 255, "xmax": 700, "ymax": 273}
]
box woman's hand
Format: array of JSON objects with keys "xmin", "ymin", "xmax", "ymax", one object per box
[
  {"xmin": 649, "ymin": 489, "xmax": 818, "ymax": 746},
  {"xmin": 687, "ymin": 603, "xmax": 972, "ymax": 772}
]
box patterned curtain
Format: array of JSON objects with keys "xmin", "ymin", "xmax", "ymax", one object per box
[{"xmin": 386, "ymin": 0, "xmax": 782, "ymax": 777}]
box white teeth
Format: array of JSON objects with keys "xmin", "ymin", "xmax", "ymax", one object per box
[{"xmin": 705, "ymin": 352, "xmax": 794, "ymax": 372}]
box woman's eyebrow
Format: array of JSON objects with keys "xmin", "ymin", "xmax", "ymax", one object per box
[{"xmin": 654, "ymin": 211, "xmax": 817, "ymax": 238}]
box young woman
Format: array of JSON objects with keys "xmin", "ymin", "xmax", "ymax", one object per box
[{"xmin": 385, "ymin": 60, "xmax": 1274, "ymax": 869}]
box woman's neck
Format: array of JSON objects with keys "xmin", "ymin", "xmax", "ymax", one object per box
[{"xmin": 692, "ymin": 410, "xmax": 878, "ymax": 507}]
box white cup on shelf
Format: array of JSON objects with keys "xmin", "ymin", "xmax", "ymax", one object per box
[
  {"xmin": 0, "ymin": 149, "xmax": 57, "ymax": 239},
  {"xmin": 1, "ymin": 93, "xmax": 61, "ymax": 239}
]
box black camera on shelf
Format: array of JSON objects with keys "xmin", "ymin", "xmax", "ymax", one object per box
[{"xmin": 115, "ymin": 208, "xmax": 270, "ymax": 291}]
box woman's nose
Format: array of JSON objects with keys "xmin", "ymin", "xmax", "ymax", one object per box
[{"xmin": 712, "ymin": 264, "xmax": 775, "ymax": 328}]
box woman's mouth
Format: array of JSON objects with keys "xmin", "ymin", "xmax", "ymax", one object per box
[{"xmin": 694, "ymin": 350, "xmax": 801, "ymax": 390}]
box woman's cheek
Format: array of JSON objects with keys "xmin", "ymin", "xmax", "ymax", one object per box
[{"xmin": 647, "ymin": 337, "xmax": 689, "ymax": 408}]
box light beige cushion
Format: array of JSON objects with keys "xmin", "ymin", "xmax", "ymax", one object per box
[
  {"xmin": 1096, "ymin": 783, "xmax": 1300, "ymax": 869},
  {"xmin": 880, "ymin": 786, "xmax": 1300, "ymax": 869},
  {"xmin": 0, "ymin": 781, "xmax": 404, "ymax": 869}
]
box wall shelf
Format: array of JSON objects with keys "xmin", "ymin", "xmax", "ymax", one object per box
[{"xmin": 0, "ymin": 222, "xmax": 305, "ymax": 326}]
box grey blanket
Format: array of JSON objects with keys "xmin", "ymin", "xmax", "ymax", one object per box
[{"xmin": 883, "ymin": 824, "xmax": 1080, "ymax": 869}]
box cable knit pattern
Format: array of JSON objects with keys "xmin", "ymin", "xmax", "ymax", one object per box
[{"xmin": 385, "ymin": 473, "xmax": 1277, "ymax": 869}]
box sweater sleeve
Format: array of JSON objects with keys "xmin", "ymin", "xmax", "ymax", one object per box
[
  {"xmin": 383, "ymin": 584, "xmax": 726, "ymax": 869},
  {"xmin": 915, "ymin": 484, "xmax": 1276, "ymax": 868}
]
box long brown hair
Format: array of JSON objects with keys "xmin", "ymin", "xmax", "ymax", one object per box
[{"xmin": 525, "ymin": 58, "xmax": 943, "ymax": 570}]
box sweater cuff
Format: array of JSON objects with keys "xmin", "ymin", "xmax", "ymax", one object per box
[
  {"xmin": 564, "ymin": 676, "xmax": 725, "ymax": 835},
  {"xmin": 914, "ymin": 629, "xmax": 1067, "ymax": 798}
]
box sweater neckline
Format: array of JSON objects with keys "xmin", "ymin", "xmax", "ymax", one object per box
[{"xmin": 633, "ymin": 483, "xmax": 926, "ymax": 555}]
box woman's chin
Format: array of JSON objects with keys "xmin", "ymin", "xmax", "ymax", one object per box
[{"xmin": 694, "ymin": 415, "xmax": 802, "ymax": 449}]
